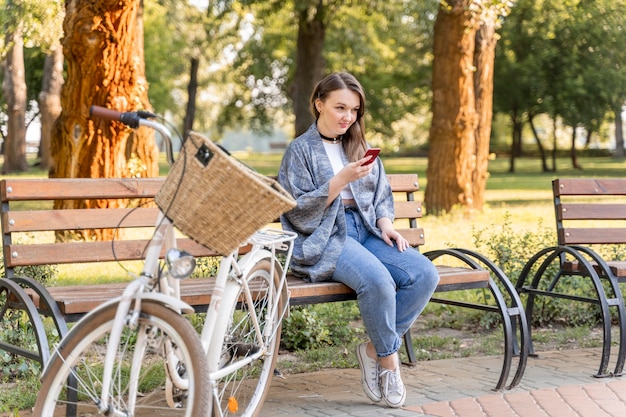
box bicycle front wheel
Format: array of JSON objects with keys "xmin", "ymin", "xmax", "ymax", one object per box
[
  {"xmin": 210, "ymin": 258, "xmax": 285, "ymax": 417},
  {"xmin": 34, "ymin": 299, "xmax": 210, "ymax": 417}
]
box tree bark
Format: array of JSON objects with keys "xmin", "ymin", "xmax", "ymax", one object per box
[
  {"xmin": 425, "ymin": 1, "xmax": 478, "ymax": 215},
  {"xmin": 38, "ymin": 46, "xmax": 65, "ymax": 172},
  {"xmin": 183, "ymin": 57, "xmax": 200, "ymax": 135},
  {"xmin": 52, "ymin": 0, "xmax": 156, "ymax": 181},
  {"xmin": 291, "ymin": 4, "xmax": 326, "ymax": 137},
  {"xmin": 52, "ymin": 0, "xmax": 156, "ymax": 240},
  {"xmin": 472, "ymin": 18, "xmax": 497, "ymax": 209},
  {"xmin": 570, "ymin": 127, "xmax": 582, "ymax": 169},
  {"xmin": 528, "ymin": 113, "xmax": 550, "ymax": 172},
  {"xmin": 508, "ymin": 109, "xmax": 522, "ymax": 173},
  {"xmin": 2, "ymin": 27, "xmax": 29, "ymax": 173}
]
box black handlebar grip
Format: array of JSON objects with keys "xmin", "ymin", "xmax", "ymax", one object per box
[
  {"xmin": 90, "ymin": 105, "xmax": 143, "ymax": 128},
  {"xmin": 89, "ymin": 105, "xmax": 123, "ymax": 121}
]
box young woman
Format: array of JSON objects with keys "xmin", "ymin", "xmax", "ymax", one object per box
[{"xmin": 278, "ymin": 72, "xmax": 439, "ymax": 408}]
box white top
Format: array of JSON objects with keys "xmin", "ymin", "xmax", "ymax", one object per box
[{"xmin": 322, "ymin": 141, "xmax": 354, "ymax": 200}]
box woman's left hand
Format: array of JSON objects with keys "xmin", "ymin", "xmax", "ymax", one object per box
[
  {"xmin": 382, "ymin": 229, "xmax": 409, "ymax": 252},
  {"xmin": 378, "ymin": 218, "xmax": 409, "ymax": 252}
]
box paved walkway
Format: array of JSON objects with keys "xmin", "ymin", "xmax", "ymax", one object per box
[{"xmin": 260, "ymin": 347, "xmax": 626, "ymax": 416}]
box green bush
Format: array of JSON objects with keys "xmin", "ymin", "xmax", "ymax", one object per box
[
  {"xmin": 472, "ymin": 214, "xmax": 616, "ymax": 327},
  {"xmin": 0, "ymin": 308, "xmax": 42, "ymax": 383},
  {"xmin": 281, "ymin": 302, "xmax": 363, "ymax": 351}
]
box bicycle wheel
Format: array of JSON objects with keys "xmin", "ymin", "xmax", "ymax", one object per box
[
  {"xmin": 210, "ymin": 258, "xmax": 285, "ymax": 417},
  {"xmin": 34, "ymin": 299, "xmax": 211, "ymax": 417}
]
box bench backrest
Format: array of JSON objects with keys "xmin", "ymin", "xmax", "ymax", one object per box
[
  {"xmin": 1, "ymin": 174, "xmax": 424, "ymax": 277},
  {"xmin": 553, "ymin": 178, "xmax": 626, "ymax": 245}
]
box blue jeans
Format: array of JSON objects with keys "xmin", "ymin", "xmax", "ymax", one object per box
[{"xmin": 332, "ymin": 209, "xmax": 439, "ymax": 358}]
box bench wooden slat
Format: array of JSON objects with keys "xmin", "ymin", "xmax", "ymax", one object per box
[
  {"xmin": 398, "ymin": 228, "xmax": 426, "ymax": 246},
  {"xmin": 35, "ymin": 265, "xmax": 490, "ymax": 317},
  {"xmin": 387, "ymin": 174, "xmax": 419, "ymax": 192},
  {"xmin": 5, "ymin": 238, "xmax": 220, "ymax": 267},
  {"xmin": 557, "ymin": 203, "xmax": 626, "ymax": 220},
  {"xmin": 3, "ymin": 207, "xmax": 162, "ymax": 233},
  {"xmin": 1, "ymin": 178, "xmax": 162, "ymax": 201},
  {"xmin": 558, "ymin": 228, "xmax": 626, "ymax": 245},
  {"xmin": 394, "ymin": 200, "xmax": 423, "ymax": 219},
  {"xmin": 563, "ymin": 260, "xmax": 626, "ymax": 277},
  {"xmin": 554, "ymin": 178, "xmax": 626, "ymax": 196}
]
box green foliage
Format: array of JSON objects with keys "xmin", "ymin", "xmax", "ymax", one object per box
[
  {"xmin": 191, "ymin": 256, "xmax": 220, "ymax": 278},
  {"xmin": 471, "ymin": 214, "xmax": 613, "ymax": 327},
  {"xmin": 472, "ymin": 213, "xmax": 556, "ymax": 281},
  {"xmin": 281, "ymin": 302, "xmax": 363, "ymax": 351},
  {"xmin": 0, "ymin": 375, "xmax": 40, "ymax": 413},
  {"xmin": 495, "ymin": 0, "xmax": 626, "ymax": 139},
  {"xmin": 0, "ymin": 308, "xmax": 42, "ymax": 383},
  {"xmin": 281, "ymin": 307, "xmax": 331, "ymax": 351}
]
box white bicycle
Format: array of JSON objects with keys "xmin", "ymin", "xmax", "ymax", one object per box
[{"xmin": 34, "ymin": 107, "xmax": 297, "ymax": 417}]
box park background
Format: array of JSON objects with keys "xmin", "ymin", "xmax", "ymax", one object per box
[{"xmin": 1, "ymin": 0, "xmax": 626, "ymax": 412}]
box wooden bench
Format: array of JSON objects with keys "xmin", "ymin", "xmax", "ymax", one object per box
[
  {"xmin": 1, "ymin": 174, "xmax": 529, "ymax": 390},
  {"xmin": 516, "ymin": 178, "xmax": 626, "ymax": 378}
]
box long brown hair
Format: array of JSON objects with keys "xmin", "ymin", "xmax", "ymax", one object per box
[{"xmin": 310, "ymin": 72, "xmax": 367, "ymax": 162}]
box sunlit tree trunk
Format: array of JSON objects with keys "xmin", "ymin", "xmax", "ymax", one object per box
[
  {"xmin": 39, "ymin": 46, "xmax": 64, "ymax": 172},
  {"xmin": 472, "ymin": 18, "xmax": 497, "ymax": 209},
  {"xmin": 52, "ymin": 0, "xmax": 156, "ymax": 239},
  {"xmin": 425, "ymin": 1, "xmax": 478, "ymax": 215},
  {"xmin": 2, "ymin": 26, "xmax": 29, "ymax": 173}
]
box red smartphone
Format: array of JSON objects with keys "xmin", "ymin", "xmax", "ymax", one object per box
[{"xmin": 362, "ymin": 148, "xmax": 381, "ymax": 165}]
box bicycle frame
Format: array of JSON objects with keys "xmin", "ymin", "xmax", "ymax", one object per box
[
  {"xmin": 97, "ymin": 208, "xmax": 296, "ymax": 412},
  {"xmin": 81, "ymin": 106, "xmax": 297, "ymax": 415}
]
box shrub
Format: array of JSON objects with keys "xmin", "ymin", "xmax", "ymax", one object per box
[
  {"xmin": 281, "ymin": 302, "xmax": 363, "ymax": 351},
  {"xmin": 472, "ymin": 214, "xmax": 610, "ymax": 327}
]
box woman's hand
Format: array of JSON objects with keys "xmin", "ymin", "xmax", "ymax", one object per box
[
  {"xmin": 327, "ymin": 157, "xmax": 374, "ymax": 206},
  {"xmin": 337, "ymin": 156, "xmax": 375, "ymax": 183},
  {"xmin": 377, "ymin": 217, "xmax": 410, "ymax": 252}
]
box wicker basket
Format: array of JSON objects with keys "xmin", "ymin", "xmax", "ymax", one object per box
[{"xmin": 155, "ymin": 131, "xmax": 296, "ymax": 255}]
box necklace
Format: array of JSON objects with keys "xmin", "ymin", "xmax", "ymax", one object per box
[{"xmin": 319, "ymin": 132, "xmax": 343, "ymax": 143}]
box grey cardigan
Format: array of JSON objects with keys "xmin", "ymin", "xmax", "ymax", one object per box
[{"xmin": 277, "ymin": 123, "xmax": 394, "ymax": 282}]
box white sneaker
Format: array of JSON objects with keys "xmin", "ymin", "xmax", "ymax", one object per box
[
  {"xmin": 356, "ymin": 342, "xmax": 381, "ymax": 402},
  {"xmin": 379, "ymin": 367, "xmax": 406, "ymax": 408}
]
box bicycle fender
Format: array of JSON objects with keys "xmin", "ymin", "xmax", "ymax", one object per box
[
  {"xmin": 91, "ymin": 293, "xmax": 195, "ymax": 315},
  {"xmin": 139, "ymin": 293, "xmax": 195, "ymax": 314}
]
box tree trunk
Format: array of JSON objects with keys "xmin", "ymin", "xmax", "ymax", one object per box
[
  {"xmin": 38, "ymin": 46, "xmax": 64, "ymax": 172},
  {"xmin": 183, "ymin": 57, "xmax": 200, "ymax": 135},
  {"xmin": 615, "ymin": 108, "xmax": 624, "ymax": 159},
  {"xmin": 2, "ymin": 27, "xmax": 29, "ymax": 173},
  {"xmin": 52, "ymin": 0, "xmax": 156, "ymax": 240},
  {"xmin": 291, "ymin": 4, "xmax": 326, "ymax": 137},
  {"xmin": 570, "ymin": 127, "xmax": 582, "ymax": 169},
  {"xmin": 471, "ymin": 18, "xmax": 497, "ymax": 209},
  {"xmin": 425, "ymin": 1, "xmax": 477, "ymax": 215},
  {"xmin": 528, "ymin": 113, "xmax": 550, "ymax": 172},
  {"xmin": 508, "ymin": 110, "xmax": 522, "ymax": 173}
]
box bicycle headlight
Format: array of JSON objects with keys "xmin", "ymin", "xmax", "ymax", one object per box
[{"xmin": 165, "ymin": 249, "xmax": 196, "ymax": 279}]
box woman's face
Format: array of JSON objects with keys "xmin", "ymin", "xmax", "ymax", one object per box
[{"xmin": 315, "ymin": 88, "xmax": 360, "ymax": 138}]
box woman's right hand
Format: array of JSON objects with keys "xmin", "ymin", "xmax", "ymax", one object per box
[
  {"xmin": 326, "ymin": 157, "xmax": 374, "ymax": 207},
  {"xmin": 338, "ymin": 156, "xmax": 375, "ymax": 183}
]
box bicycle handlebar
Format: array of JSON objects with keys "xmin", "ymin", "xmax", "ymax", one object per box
[{"xmin": 89, "ymin": 105, "xmax": 175, "ymax": 165}]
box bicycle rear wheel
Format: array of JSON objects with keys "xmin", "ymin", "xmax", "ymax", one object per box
[
  {"xmin": 210, "ymin": 258, "xmax": 285, "ymax": 417},
  {"xmin": 34, "ymin": 299, "xmax": 210, "ymax": 417}
]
